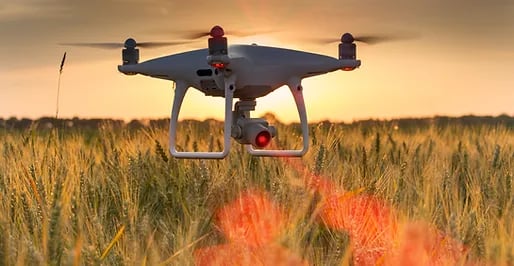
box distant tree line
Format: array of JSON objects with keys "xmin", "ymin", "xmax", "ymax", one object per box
[
  {"xmin": 0, "ymin": 117, "xmax": 169, "ymax": 130},
  {"xmin": 0, "ymin": 115, "xmax": 513, "ymax": 131},
  {"xmin": 350, "ymin": 115, "xmax": 514, "ymax": 130}
]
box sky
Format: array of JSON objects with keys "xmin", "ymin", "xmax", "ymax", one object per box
[{"xmin": 1, "ymin": 0, "xmax": 513, "ymax": 123}]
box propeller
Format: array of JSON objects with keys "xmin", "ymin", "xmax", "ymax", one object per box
[
  {"xmin": 60, "ymin": 38, "xmax": 190, "ymax": 49},
  {"xmin": 150, "ymin": 25, "xmax": 276, "ymax": 40},
  {"xmin": 311, "ymin": 32, "xmax": 418, "ymax": 45}
]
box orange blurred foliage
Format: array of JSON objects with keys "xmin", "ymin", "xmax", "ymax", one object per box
[
  {"xmin": 194, "ymin": 243, "xmax": 308, "ymax": 266},
  {"xmin": 317, "ymin": 186, "xmax": 469, "ymax": 265},
  {"xmin": 319, "ymin": 192, "xmax": 398, "ymax": 265},
  {"xmin": 305, "ymin": 174, "xmax": 339, "ymax": 195},
  {"xmin": 382, "ymin": 222, "xmax": 469, "ymax": 266},
  {"xmin": 277, "ymin": 156, "xmax": 472, "ymax": 265},
  {"xmin": 215, "ymin": 190, "xmax": 286, "ymax": 247},
  {"xmin": 194, "ymin": 190, "xmax": 308, "ymax": 266}
]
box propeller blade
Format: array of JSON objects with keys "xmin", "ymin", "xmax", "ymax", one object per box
[
  {"xmin": 309, "ymin": 33, "xmax": 418, "ymax": 45},
  {"xmin": 135, "ymin": 41, "xmax": 191, "ymax": 48},
  {"xmin": 309, "ymin": 37, "xmax": 341, "ymax": 44},
  {"xmin": 152, "ymin": 29, "xmax": 276, "ymax": 40},
  {"xmin": 60, "ymin": 41, "xmax": 189, "ymax": 49},
  {"xmin": 353, "ymin": 34, "xmax": 417, "ymax": 45},
  {"xmin": 177, "ymin": 31, "xmax": 212, "ymax": 39},
  {"xmin": 59, "ymin": 42, "xmax": 124, "ymax": 49}
]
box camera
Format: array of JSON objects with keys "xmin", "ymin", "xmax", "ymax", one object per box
[{"xmin": 232, "ymin": 117, "xmax": 276, "ymax": 148}]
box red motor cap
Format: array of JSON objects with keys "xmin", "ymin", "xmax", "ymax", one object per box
[{"xmin": 210, "ymin": 25, "xmax": 225, "ymax": 38}]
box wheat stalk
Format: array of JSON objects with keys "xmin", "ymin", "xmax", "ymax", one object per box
[{"xmin": 55, "ymin": 52, "xmax": 66, "ymax": 119}]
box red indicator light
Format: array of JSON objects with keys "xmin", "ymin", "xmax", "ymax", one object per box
[
  {"xmin": 212, "ymin": 62, "xmax": 227, "ymax": 69},
  {"xmin": 342, "ymin": 67, "xmax": 355, "ymax": 71},
  {"xmin": 255, "ymin": 131, "xmax": 271, "ymax": 148}
]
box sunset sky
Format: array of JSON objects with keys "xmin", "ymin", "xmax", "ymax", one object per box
[{"xmin": 1, "ymin": 0, "xmax": 513, "ymax": 122}]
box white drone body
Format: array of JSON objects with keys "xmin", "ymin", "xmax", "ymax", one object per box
[{"xmin": 113, "ymin": 26, "xmax": 361, "ymax": 159}]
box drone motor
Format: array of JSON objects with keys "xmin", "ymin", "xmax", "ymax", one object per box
[
  {"xmin": 207, "ymin": 26, "xmax": 230, "ymax": 69},
  {"xmin": 122, "ymin": 38, "xmax": 140, "ymax": 67},
  {"xmin": 339, "ymin": 33, "xmax": 357, "ymax": 71}
]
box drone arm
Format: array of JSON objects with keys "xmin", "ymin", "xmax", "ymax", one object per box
[
  {"xmin": 247, "ymin": 78, "xmax": 309, "ymax": 157},
  {"xmin": 169, "ymin": 79, "xmax": 235, "ymax": 159}
]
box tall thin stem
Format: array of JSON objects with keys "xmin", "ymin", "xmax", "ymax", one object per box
[{"xmin": 56, "ymin": 52, "xmax": 66, "ymax": 119}]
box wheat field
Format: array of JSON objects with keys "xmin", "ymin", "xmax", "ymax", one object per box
[{"xmin": 0, "ymin": 119, "xmax": 512, "ymax": 265}]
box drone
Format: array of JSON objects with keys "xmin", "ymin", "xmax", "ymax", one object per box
[{"xmin": 65, "ymin": 26, "xmax": 373, "ymax": 159}]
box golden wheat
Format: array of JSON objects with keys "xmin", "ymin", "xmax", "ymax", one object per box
[{"xmin": 0, "ymin": 121, "xmax": 512, "ymax": 265}]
